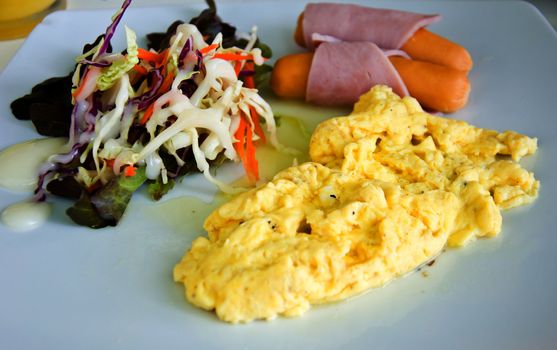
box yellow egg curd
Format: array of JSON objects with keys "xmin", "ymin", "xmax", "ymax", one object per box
[{"xmin": 174, "ymin": 86, "xmax": 539, "ymax": 323}]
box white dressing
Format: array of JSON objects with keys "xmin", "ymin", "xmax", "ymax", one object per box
[
  {"xmin": 0, "ymin": 138, "xmax": 67, "ymax": 192},
  {"xmin": 1, "ymin": 202, "xmax": 51, "ymax": 231}
]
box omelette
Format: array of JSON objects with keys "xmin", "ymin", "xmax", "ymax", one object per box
[{"xmin": 173, "ymin": 86, "xmax": 539, "ymax": 323}]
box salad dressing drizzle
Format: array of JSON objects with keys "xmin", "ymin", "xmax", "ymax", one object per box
[
  {"xmin": 1, "ymin": 202, "xmax": 51, "ymax": 232},
  {"xmin": 0, "ymin": 138, "xmax": 68, "ymax": 231},
  {"xmin": 0, "ymin": 138, "xmax": 67, "ymax": 192}
]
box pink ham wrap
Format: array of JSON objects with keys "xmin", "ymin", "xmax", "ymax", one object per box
[
  {"xmin": 303, "ymin": 3, "xmax": 441, "ymax": 50},
  {"xmin": 306, "ymin": 41, "xmax": 408, "ymax": 106}
]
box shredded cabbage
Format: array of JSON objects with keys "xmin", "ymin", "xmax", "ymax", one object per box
[
  {"xmin": 67, "ymin": 19, "xmax": 280, "ymax": 198},
  {"xmin": 96, "ymin": 26, "xmax": 139, "ymax": 91}
]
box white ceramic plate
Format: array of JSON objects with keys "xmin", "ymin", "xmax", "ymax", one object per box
[{"xmin": 1, "ymin": 1, "xmax": 557, "ymax": 349}]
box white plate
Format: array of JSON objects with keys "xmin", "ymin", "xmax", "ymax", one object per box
[{"xmin": 1, "ymin": 1, "xmax": 557, "ymax": 349}]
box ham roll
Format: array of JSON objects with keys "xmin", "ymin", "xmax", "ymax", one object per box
[
  {"xmin": 302, "ymin": 3, "xmax": 441, "ymax": 50},
  {"xmin": 306, "ymin": 42, "xmax": 408, "ymax": 106}
]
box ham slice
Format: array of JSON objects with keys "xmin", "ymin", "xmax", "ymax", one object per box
[
  {"xmin": 306, "ymin": 42, "xmax": 408, "ymax": 106},
  {"xmin": 303, "ymin": 3, "xmax": 441, "ymax": 50}
]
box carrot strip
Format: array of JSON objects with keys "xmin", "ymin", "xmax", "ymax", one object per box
[
  {"xmin": 199, "ymin": 43, "xmax": 219, "ymax": 55},
  {"xmin": 249, "ymin": 105, "xmax": 266, "ymax": 144},
  {"xmin": 234, "ymin": 119, "xmax": 246, "ymax": 147},
  {"xmin": 243, "ymin": 62, "xmax": 266, "ymax": 144},
  {"xmin": 233, "ymin": 117, "xmax": 247, "ymax": 163},
  {"xmin": 124, "ymin": 165, "xmax": 137, "ymax": 177},
  {"xmin": 233, "ymin": 112, "xmax": 259, "ymax": 183},
  {"xmin": 244, "ymin": 124, "xmax": 259, "ymax": 183},
  {"xmin": 159, "ymin": 71, "xmax": 175, "ymax": 94},
  {"xmin": 213, "ymin": 53, "xmax": 253, "ymax": 61},
  {"xmin": 140, "ymin": 102, "xmax": 156, "ymax": 125},
  {"xmin": 158, "ymin": 48, "xmax": 170, "ymax": 69},
  {"xmin": 133, "ymin": 64, "xmax": 149, "ymax": 75},
  {"xmin": 72, "ymin": 68, "xmax": 91, "ymax": 99},
  {"xmin": 234, "ymin": 61, "xmax": 242, "ymax": 76},
  {"xmin": 137, "ymin": 48, "xmax": 161, "ymax": 62},
  {"xmin": 243, "ymin": 61, "xmax": 255, "ymax": 88},
  {"xmin": 244, "ymin": 74, "xmax": 255, "ymax": 88},
  {"xmin": 138, "ymin": 48, "xmax": 170, "ymax": 72}
]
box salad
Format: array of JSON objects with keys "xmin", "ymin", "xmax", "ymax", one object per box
[{"xmin": 10, "ymin": 0, "xmax": 277, "ymax": 228}]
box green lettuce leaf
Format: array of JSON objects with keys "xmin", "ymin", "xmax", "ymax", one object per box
[
  {"xmin": 147, "ymin": 177, "xmax": 175, "ymax": 201},
  {"xmin": 96, "ymin": 26, "xmax": 139, "ymax": 91},
  {"xmin": 66, "ymin": 167, "xmax": 147, "ymax": 228},
  {"xmin": 253, "ymin": 63, "xmax": 273, "ymax": 90}
]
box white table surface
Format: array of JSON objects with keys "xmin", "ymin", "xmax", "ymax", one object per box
[{"xmin": 0, "ymin": 0, "xmax": 556, "ymax": 73}]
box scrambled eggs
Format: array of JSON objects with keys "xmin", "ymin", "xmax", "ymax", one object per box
[{"xmin": 174, "ymin": 86, "xmax": 539, "ymax": 323}]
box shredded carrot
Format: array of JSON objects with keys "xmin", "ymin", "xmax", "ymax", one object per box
[
  {"xmin": 124, "ymin": 165, "xmax": 137, "ymax": 177},
  {"xmin": 242, "ymin": 62, "xmax": 266, "ymax": 144},
  {"xmin": 233, "ymin": 117, "xmax": 247, "ymax": 163},
  {"xmin": 234, "ymin": 61, "xmax": 242, "ymax": 76},
  {"xmin": 159, "ymin": 71, "xmax": 175, "ymax": 94},
  {"xmin": 72, "ymin": 69, "xmax": 91, "ymax": 99},
  {"xmin": 233, "ymin": 113, "xmax": 259, "ymax": 183},
  {"xmin": 140, "ymin": 102, "xmax": 156, "ymax": 125},
  {"xmin": 244, "ymin": 74, "xmax": 255, "ymax": 88},
  {"xmin": 158, "ymin": 48, "xmax": 170, "ymax": 69},
  {"xmin": 213, "ymin": 53, "xmax": 253, "ymax": 61},
  {"xmin": 199, "ymin": 43, "xmax": 219, "ymax": 55},
  {"xmin": 137, "ymin": 48, "xmax": 161, "ymax": 63},
  {"xmin": 138, "ymin": 48, "xmax": 170, "ymax": 73},
  {"xmin": 243, "ymin": 61, "xmax": 256, "ymax": 89},
  {"xmin": 133, "ymin": 64, "xmax": 149, "ymax": 75},
  {"xmin": 249, "ymin": 105, "xmax": 266, "ymax": 144},
  {"xmin": 244, "ymin": 123, "xmax": 259, "ymax": 183}
]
